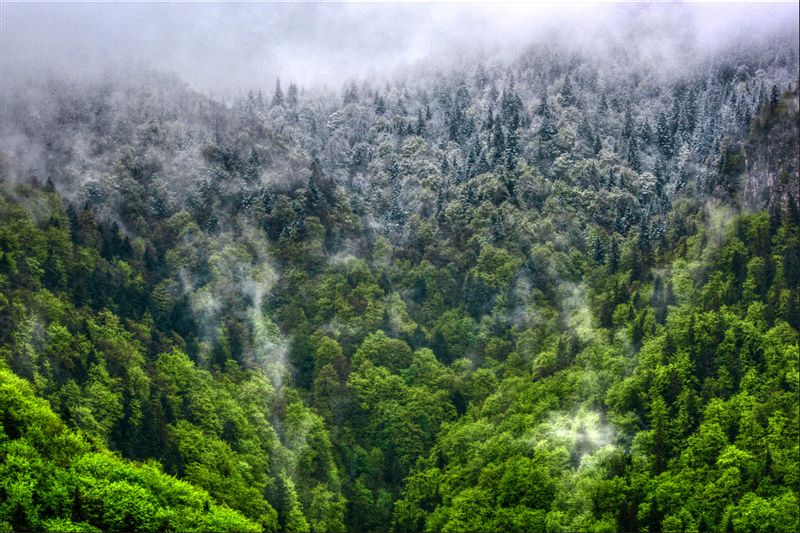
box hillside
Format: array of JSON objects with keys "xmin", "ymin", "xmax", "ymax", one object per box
[{"xmin": 1, "ymin": 20, "xmax": 798, "ymax": 533}]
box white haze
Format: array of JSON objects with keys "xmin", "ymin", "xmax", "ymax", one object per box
[{"xmin": 1, "ymin": 2, "xmax": 798, "ymax": 97}]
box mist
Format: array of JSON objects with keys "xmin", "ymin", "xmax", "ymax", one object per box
[
  {"xmin": 1, "ymin": 2, "xmax": 799, "ymax": 531},
  {"xmin": 2, "ymin": 2, "xmax": 797, "ymax": 97}
]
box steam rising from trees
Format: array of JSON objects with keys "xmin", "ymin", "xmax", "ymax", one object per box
[{"xmin": 0, "ymin": 3, "xmax": 798, "ymax": 532}]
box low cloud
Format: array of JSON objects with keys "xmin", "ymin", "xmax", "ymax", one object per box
[{"xmin": 1, "ymin": 2, "xmax": 797, "ymax": 97}]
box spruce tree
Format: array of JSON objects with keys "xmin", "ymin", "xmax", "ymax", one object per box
[{"xmin": 272, "ymin": 78, "xmax": 284, "ymax": 107}]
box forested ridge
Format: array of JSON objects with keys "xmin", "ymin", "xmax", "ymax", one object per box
[{"xmin": 1, "ymin": 30, "xmax": 799, "ymax": 533}]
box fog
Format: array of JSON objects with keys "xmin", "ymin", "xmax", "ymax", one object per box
[{"xmin": 2, "ymin": 1, "xmax": 797, "ymax": 97}]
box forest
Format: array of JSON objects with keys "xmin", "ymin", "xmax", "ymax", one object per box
[{"xmin": 0, "ymin": 6, "xmax": 799, "ymax": 532}]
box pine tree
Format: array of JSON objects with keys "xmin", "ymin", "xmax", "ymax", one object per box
[
  {"xmin": 492, "ymin": 120, "xmax": 505, "ymax": 167},
  {"xmin": 488, "ymin": 80, "xmax": 498, "ymax": 103},
  {"xmin": 440, "ymin": 154, "xmax": 450, "ymax": 176},
  {"xmin": 477, "ymin": 145, "xmax": 490, "ymax": 175},
  {"xmin": 608, "ymin": 235, "xmax": 620, "ymax": 273},
  {"xmin": 626, "ymin": 136, "xmax": 641, "ymax": 172},
  {"xmin": 769, "ymin": 84, "xmax": 780, "ymax": 112},
  {"xmin": 622, "ymin": 106, "xmax": 635, "ymax": 141},
  {"xmin": 306, "ymin": 169, "xmax": 327, "ymax": 213},
  {"xmin": 578, "ymin": 116, "xmax": 594, "ymax": 146},
  {"xmin": 632, "ymin": 223, "xmax": 651, "ymax": 280},
  {"xmin": 387, "ymin": 160, "xmax": 405, "ymax": 227},
  {"xmin": 657, "ymin": 111, "xmax": 674, "ymax": 158},
  {"xmin": 640, "ymin": 118, "xmax": 653, "ymax": 145},
  {"xmin": 374, "ymin": 94, "xmax": 386, "ymax": 115},
  {"xmin": 415, "ymin": 108, "xmax": 426, "ymax": 136},
  {"xmin": 343, "ymin": 81, "xmax": 359, "ymax": 104},
  {"xmin": 537, "ymin": 91, "xmax": 549, "ymax": 117},
  {"xmin": 538, "ymin": 95, "xmax": 558, "ymax": 158},
  {"xmin": 500, "ymin": 81, "xmax": 522, "ymax": 130},
  {"xmin": 592, "ymin": 233, "xmax": 605, "ymax": 264},
  {"xmin": 256, "ymin": 89, "xmax": 265, "ymax": 112},
  {"xmin": 287, "ymin": 83, "xmax": 299, "ymax": 108},
  {"xmin": 484, "ymin": 107, "xmax": 494, "ymax": 131},
  {"xmin": 756, "ymin": 81, "xmax": 768, "ymax": 113},
  {"xmin": 465, "ymin": 141, "xmax": 478, "ymax": 179},
  {"xmin": 559, "ymin": 75, "xmax": 575, "ymax": 107},
  {"xmin": 475, "ymin": 63, "xmax": 488, "ymax": 90},
  {"xmin": 598, "ymin": 91, "xmax": 609, "ymax": 117},
  {"xmin": 272, "ymin": 78, "xmax": 284, "ymax": 108},
  {"xmin": 245, "ymin": 148, "xmax": 261, "ymax": 183},
  {"xmin": 505, "ymin": 126, "xmax": 519, "ymax": 171}
]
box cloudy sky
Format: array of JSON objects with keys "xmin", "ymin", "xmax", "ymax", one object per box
[{"xmin": 1, "ymin": 1, "xmax": 798, "ymax": 96}]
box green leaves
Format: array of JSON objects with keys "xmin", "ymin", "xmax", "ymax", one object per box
[
  {"xmin": 0, "ymin": 49, "xmax": 798, "ymax": 532},
  {"xmin": 352, "ymin": 330, "xmax": 413, "ymax": 372},
  {"xmin": 0, "ymin": 366, "xmax": 261, "ymax": 532}
]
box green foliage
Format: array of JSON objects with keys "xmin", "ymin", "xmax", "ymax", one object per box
[
  {"xmin": 0, "ymin": 365, "xmax": 260, "ymax": 532},
  {"xmin": 0, "ymin": 43, "xmax": 797, "ymax": 532},
  {"xmin": 352, "ymin": 330, "xmax": 413, "ymax": 372}
]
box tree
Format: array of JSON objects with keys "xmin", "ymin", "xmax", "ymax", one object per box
[
  {"xmin": 657, "ymin": 111, "xmax": 674, "ymax": 158},
  {"xmin": 559, "ymin": 75, "xmax": 576, "ymax": 107},
  {"xmin": 272, "ymin": 78, "xmax": 284, "ymax": 108},
  {"xmin": 352, "ymin": 330, "xmax": 413, "ymax": 372},
  {"xmin": 287, "ymin": 83, "xmax": 299, "ymax": 108}
]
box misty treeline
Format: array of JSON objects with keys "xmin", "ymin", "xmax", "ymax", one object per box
[{"xmin": 1, "ymin": 29, "xmax": 798, "ymax": 533}]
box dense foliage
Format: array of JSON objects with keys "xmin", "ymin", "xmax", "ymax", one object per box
[{"xmin": 1, "ymin": 32, "xmax": 798, "ymax": 532}]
